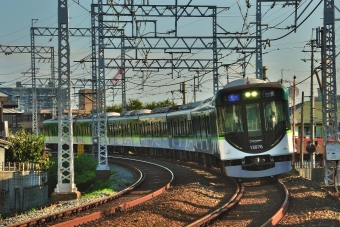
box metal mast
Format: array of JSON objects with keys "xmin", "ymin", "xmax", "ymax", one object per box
[
  {"xmin": 97, "ymin": 0, "xmax": 109, "ymax": 170},
  {"xmin": 30, "ymin": 20, "xmax": 38, "ymax": 135},
  {"xmin": 322, "ymin": 0, "xmax": 340, "ymax": 189},
  {"xmin": 93, "ymin": 2, "xmax": 257, "ymax": 99},
  {"xmin": 91, "ymin": 4, "xmax": 98, "ymax": 157},
  {"xmin": 255, "ymin": 1, "xmax": 263, "ymax": 80},
  {"xmin": 50, "ymin": 47, "xmax": 56, "ymax": 119},
  {"xmin": 55, "ymin": 0, "xmax": 78, "ymax": 194},
  {"xmin": 256, "ymin": 1, "xmax": 301, "ymax": 80}
]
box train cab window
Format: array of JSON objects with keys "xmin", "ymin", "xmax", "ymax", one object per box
[
  {"xmin": 245, "ymin": 103, "xmax": 262, "ymax": 137},
  {"xmin": 218, "ymin": 104, "xmax": 243, "ymax": 134},
  {"xmin": 264, "ymin": 101, "xmax": 289, "ymax": 131}
]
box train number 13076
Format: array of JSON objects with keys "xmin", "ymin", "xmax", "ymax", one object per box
[{"xmin": 250, "ymin": 144, "xmax": 263, "ymax": 150}]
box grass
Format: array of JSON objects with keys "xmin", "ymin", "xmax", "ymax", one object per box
[{"xmin": 81, "ymin": 170, "xmax": 132, "ymax": 198}]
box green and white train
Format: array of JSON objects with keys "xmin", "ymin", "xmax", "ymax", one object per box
[{"xmin": 43, "ymin": 78, "xmax": 293, "ymax": 178}]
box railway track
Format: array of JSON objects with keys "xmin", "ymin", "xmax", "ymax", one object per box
[
  {"xmin": 84, "ymin": 156, "xmax": 241, "ymax": 226},
  {"xmin": 210, "ymin": 178, "xmax": 289, "ymax": 227},
  {"xmin": 4, "ymin": 157, "xmax": 174, "ymax": 227},
  {"xmin": 81, "ymin": 156, "xmax": 289, "ymax": 227},
  {"xmin": 3, "ymin": 156, "xmax": 289, "ymax": 227}
]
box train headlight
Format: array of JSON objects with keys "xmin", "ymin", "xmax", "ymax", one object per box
[
  {"xmin": 251, "ymin": 91, "xmax": 258, "ymax": 97},
  {"xmin": 244, "ymin": 91, "xmax": 258, "ymax": 98}
]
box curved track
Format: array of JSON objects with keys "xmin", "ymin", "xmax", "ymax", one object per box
[
  {"xmin": 81, "ymin": 156, "xmax": 289, "ymax": 227},
  {"xmin": 6, "ymin": 157, "xmax": 173, "ymax": 227},
  {"xmin": 4, "ymin": 156, "xmax": 289, "ymax": 227},
  {"xmin": 208, "ymin": 178, "xmax": 289, "ymax": 227}
]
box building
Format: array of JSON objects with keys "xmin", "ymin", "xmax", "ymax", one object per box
[
  {"xmin": 292, "ymin": 88, "xmax": 340, "ymax": 162},
  {"xmin": 1, "ymin": 85, "xmax": 92, "ymax": 134},
  {"xmin": 1, "ymin": 82, "xmax": 55, "ymax": 111},
  {"xmin": 78, "ymin": 89, "xmax": 93, "ymax": 113}
]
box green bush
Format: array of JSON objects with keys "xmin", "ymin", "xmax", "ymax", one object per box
[
  {"xmin": 48, "ymin": 154, "xmax": 98, "ymax": 196},
  {"xmin": 6, "ymin": 127, "xmax": 53, "ymax": 171}
]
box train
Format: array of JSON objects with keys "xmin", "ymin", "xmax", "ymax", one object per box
[{"xmin": 43, "ymin": 78, "xmax": 293, "ymax": 178}]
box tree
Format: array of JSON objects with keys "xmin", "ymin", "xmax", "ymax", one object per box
[
  {"xmin": 6, "ymin": 126, "xmax": 53, "ymax": 170},
  {"xmin": 144, "ymin": 99, "xmax": 174, "ymax": 110},
  {"xmin": 107, "ymin": 98, "xmax": 176, "ymax": 113},
  {"xmin": 157, "ymin": 99, "xmax": 173, "ymax": 107},
  {"xmin": 127, "ymin": 98, "xmax": 143, "ymax": 111},
  {"xmin": 143, "ymin": 101, "xmax": 158, "ymax": 110},
  {"xmin": 107, "ymin": 103, "xmax": 123, "ymax": 113}
]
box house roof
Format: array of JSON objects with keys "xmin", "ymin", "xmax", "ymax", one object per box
[
  {"xmin": 0, "ymin": 138, "xmax": 11, "ymax": 148},
  {"xmin": 293, "ymin": 100, "xmax": 325, "ymax": 124},
  {"xmin": 3, "ymin": 108, "xmax": 22, "ymax": 114},
  {"xmin": 3, "ymin": 99, "xmax": 18, "ymax": 108}
]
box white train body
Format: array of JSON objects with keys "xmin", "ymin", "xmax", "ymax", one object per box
[{"xmin": 44, "ymin": 78, "xmax": 293, "ymax": 178}]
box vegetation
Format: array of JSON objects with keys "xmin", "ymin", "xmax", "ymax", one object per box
[
  {"xmin": 48, "ymin": 154, "xmax": 97, "ymax": 194},
  {"xmin": 6, "ymin": 126, "xmax": 53, "ymax": 171},
  {"xmin": 82, "ymin": 188, "xmax": 115, "ymax": 198},
  {"xmin": 48, "ymin": 154, "xmax": 131, "ymax": 197},
  {"xmin": 107, "ymin": 98, "xmax": 174, "ymax": 113}
]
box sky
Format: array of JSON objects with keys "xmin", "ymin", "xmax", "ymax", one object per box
[{"xmin": 0, "ymin": 0, "xmax": 337, "ymax": 109}]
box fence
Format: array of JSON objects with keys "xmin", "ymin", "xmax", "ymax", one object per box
[
  {"xmin": 294, "ymin": 161, "xmax": 326, "ymax": 184},
  {"xmin": 0, "ymin": 162, "xmax": 48, "ymax": 217}
]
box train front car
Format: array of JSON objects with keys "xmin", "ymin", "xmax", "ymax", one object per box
[{"xmin": 216, "ymin": 78, "xmax": 293, "ymax": 178}]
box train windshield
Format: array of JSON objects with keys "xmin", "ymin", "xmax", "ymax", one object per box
[
  {"xmin": 263, "ymin": 100, "xmax": 288, "ymax": 131},
  {"xmin": 218, "ymin": 100, "xmax": 289, "ymax": 135},
  {"xmin": 245, "ymin": 103, "xmax": 262, "ymax": 137},
  {"xmin": 217, "ymin": 98, "xmax": 290, "ymax": 152},
  {"xmin": 218, "ymin": 104, "xmax": 243, "ymax": 134}
]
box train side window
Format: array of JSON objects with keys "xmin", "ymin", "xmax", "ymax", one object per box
[
  {"xmin": 150, "ymin": 122, "xmax": 153, "ymax": 136},
  {"xmin": 168, "ymin": 121, "xmax": 172, "ymax": 136},
  {"xmin": 163, "ymin": 122, "xmax": 167, "ymax": 136},
  {"xmin": 173, "ymin": 121, "xmax": 176, "ymax": 136},
  {"xmin": 206, "ymin": 116, "xmax": 211, "ymax": 135},
  {"xmin": 194, "ymin": 117, "xmax": 198, "ymax": 135},
  {"xmin": 201, "ymin": 116, "xmax": 206, "ymax": 137},
  {"xmin": 179, "ymin": 120, "xmax": 182, "ymax": 136},
  {"xmin": 188, "ymin": 120, "xmax": 192, "ymax": 136}
]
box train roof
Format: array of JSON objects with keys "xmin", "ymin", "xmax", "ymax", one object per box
[
  {"xmin": 151, "ymin": 105, "xmax": 180, "ymax": 113},
  {"xmin": 223, "ymin": 78, "xmax": 267, "ymax": 89},
  {"xmin": 121, "ymin": 109, "xmax": 152, "ymax": 116},
  {"xmin": 43, "ymin": 118, "xmax": 94, "ymax": 123},
  {"xmin": 179, "ymin": 101, "xmax": 203, "ymax": 110},
  {"xmin": 138, "ymin": 111, "xmax": 167, "ymax": 119},
  {"xmin": 107, "ymin": 112, "xmax": 121, "ymax": 117},
  {"xmin": 130, "ymin": 109, "xmax": 152, "ymax": 116}
]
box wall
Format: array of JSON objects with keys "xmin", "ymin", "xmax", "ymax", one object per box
[{"xmin": 0, "ymin": 168, "xmax": 48, "ymax": 217}]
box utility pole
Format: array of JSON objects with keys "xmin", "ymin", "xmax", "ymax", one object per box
[
  {"xmin": 193, "ymin": 76, "xmax": 197, "ymax": 102},
  {"xmin": 310, "ymin": 39, "xmax": 316, "ymax": 167},
  {"xmin": 181, "ymin": 82, "xmax": 187, "ymax": 104},
  {"xmin": 300, "ymin": 92, "xmax": 304, "ymax": 163},
  {"xmin": 293, "ymin": 75, "xmax": 296, "ymax": 164}
]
